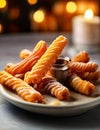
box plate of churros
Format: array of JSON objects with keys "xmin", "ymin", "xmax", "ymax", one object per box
[{"xmin": 0, "ymin": 35, "xmax": 100, "ymax": 116}]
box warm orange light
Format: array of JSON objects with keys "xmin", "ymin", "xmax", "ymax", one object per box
[
  {"xmin": 84, "ymin": 9, "xmax": 94, "ymax": 19},
  {"xmin": 27, "ymin": 0, "xmax": 38, "ymax": 5},
  {"xmin": 77, "ymin": 1, "xmax": 97, "ymax": 15},
  {"xmin": 0, "ymin": 24, "xmax": 3, "ymax": 33},
  {"xmin": 66, "ymin": 1, "xmax": 77, "ymax": 13},
  {"xmin": 76, "ymin": 2, "xmax": 86, "ymax": 14},
  {"xmin": 9, "ymin": 8, "xmax": 20, "ymax": 20},
  {"xmin": 0, "ymin": 0, "xmax": 7, "ymax": 9},
  {"xmin": 52, "ymin": 2, "xmax": 65, "ymax": 15},
  {"xmin": 33, "ymin": 10, "xmax": 45, "ymax": 23}
]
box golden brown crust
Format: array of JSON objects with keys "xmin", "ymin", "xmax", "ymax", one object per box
[
  {"xmin": 77, "ymin": 71, "xmax": 100, "ymax": 82},
  {"xmin": 72, "ymin": 51, "xmax": 90, "ymax": 63},
  {"xmin": 69, "ymin": 62, "xmax": 98, "ymax": 73},
  {"xmin": 68, "ymin": 74, "xmax": 95, "ymax": 95},
  {"xmin": 0, "ymin": 71, "xmax": 44, "ymax": 103},
  {"xmin": 19, "ymin": 49, "xmax": 32, "ymax": 59},
  {"xmin": 35, "ymin": 76, "xmax": 70, "ymax": 100},
  {"xmin": 5, "ymin": 40, "xmax": 47, "ymax": 75},
  {"xmin": 24, "ymin": 35, "xmax": 67, "ymax": 84}
]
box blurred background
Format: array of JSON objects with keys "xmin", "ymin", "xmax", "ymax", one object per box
[{"xmin": 0, "ymin": 0, "xmax": 100, "ymax": 34}]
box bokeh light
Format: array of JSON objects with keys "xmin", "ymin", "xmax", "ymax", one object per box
[
  {"xmin": 0, "ymin": 0, "xmax": 99, "ymax": 33},
  {"xmin": 0, "ymin": 0, "xmax": 7, "ymax": 9},
  {"xmin": 33, "ymin": 10, "xmax": 45, "ymax": 23},
  {"xmin": 27, "ymin": 0, "xmax": 38, "ymax": 5},
  {"xmin": 84, "ymin": 9, "xmax": 94, "ymax": 19},
  {"xmin": 66, "ymin": 1, "xmax": 77, "ymax": 13}
]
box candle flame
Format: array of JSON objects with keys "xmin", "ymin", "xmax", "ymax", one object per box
[{"xmin": 84, "ymin": 9, "xmax": 94, "ymax": 19}]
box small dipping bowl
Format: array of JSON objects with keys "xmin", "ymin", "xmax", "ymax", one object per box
[{"xmin": 51, "ymin": 57, "xmax": 71, "ymax": 84}]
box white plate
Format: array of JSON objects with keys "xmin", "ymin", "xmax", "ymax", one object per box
[{"xmin": 0, "ymin": 83, "xmax": 100, "ymax": 116}]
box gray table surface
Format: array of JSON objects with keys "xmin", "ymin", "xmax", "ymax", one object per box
[{"xmin": 0, "ymin": 33, "xmax": 100, "ymax": 130}]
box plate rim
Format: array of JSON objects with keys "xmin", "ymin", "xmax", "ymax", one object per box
[{"xmin": 0, "ymin": 84, "xmax": 100, "ymax": 109}]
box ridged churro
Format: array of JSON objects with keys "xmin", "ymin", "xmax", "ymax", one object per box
[
  {"xmin": 72, "ymin": 51, "xmax": 90, "ymax": 63},
  {"xmin": 24, "ymin": 35, "xmax": 67, "ymax": 84},
  {"xmin": 69, "ymin": 62, "xmax": 98, "ymax": 73},
  {"xmin": 68, "ymin": 74, "xmax": 95, "ymax": 95},
  {"xmin": 20, "ymin": 49, "xmax": 32, "ymax": 59},
  {"xmin": 0, "ymin": 71, "xmax": 44, "ymax": 103},
  {"xmin": 77, "ymin": 71, "xmax": 100, "ymax": 82},
  {"xmin": 5, "ymin": 40, "xmax": 47, "ymax": 75},
  {"xmin": 35, "ymin": 76, "xmax": 70, "ymax": 100}
]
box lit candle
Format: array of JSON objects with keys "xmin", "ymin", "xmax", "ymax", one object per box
[{"xmin": 72, "ymin": 9, "xmax": 100, "ymax": 53}]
